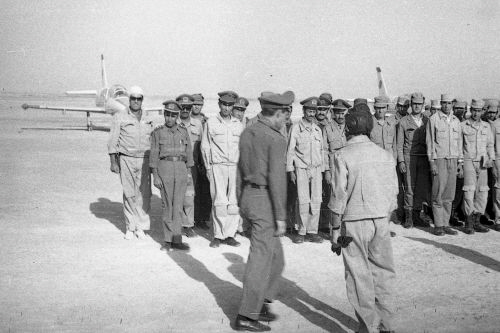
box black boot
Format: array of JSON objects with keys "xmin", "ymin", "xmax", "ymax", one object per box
[
  {"xmin": 473, "ymin": 213, "xmax": 489, "ymax": 233},
  {"xmin": 403, "ymin": 209, "xmax": 413, "ymax": 228},
  {"xmin": 464, "ymin": 215, "xmax": 475, "ymax": 234},
  {"xmin": 449, "ymin": 208, "xmax": 464, "ymax": 227}
]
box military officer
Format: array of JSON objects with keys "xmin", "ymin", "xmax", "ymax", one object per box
[
  {"xmin": 329, "ymin": 103, "xmax": 398, "ymax": 333},
  {"xmin": 426, "ymin": 94, "xmax": 463, "ymax": 236},
  {"xmin": 486, "ymin": 100, "xmax": 500, "ymax": 231},
  {"xmin": 108, "ymin": 86, "xmax": 154, "ymax": 240},
  {"xmin": 191, "ymin": 93, "xmax": 208, "ymax": 124},
  {"xmin": 201, "ymin": 91, "xmax": 244, "ymax": 248},
  {"xmin": 395, "ymin": 96, "xmax": 410, "ymax": 122},
  {"xmin": 370, "ymin": 95, "xmax": 397, "ymax": 157},
  {"xmin": 232, "ymin": 96, "xmax": 250, "ymax": 125},
  {"xmin": 150, "ymin": 100, "xmax": 193, "ymax": 251},
  {"xmin": 234, "ymin": 91, "xmax": 292, "ymax": 332},
  {"xmin": 397, "ymin": 92, "xmax": 430, "ymax": 228},
  {"xmin": 319, "ymin": 92, "xmax": 333, "ymax": 122},
  {"xmin": 287, "ymin": 97, "xmax": 325, "ymax": 244},
  {"xmin": 461, "ymin": 99, "xmax": 494, "ymax": 234},
  {"xmin": 176, "ymin": 94, "xmax": 204, "ymax": 237}
]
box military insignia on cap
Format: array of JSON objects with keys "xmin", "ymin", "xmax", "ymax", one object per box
[
  {"xmin": 311, "ymin": 100, "xmax": 317, "ymax": 106},
  {"xmin": 168, "ymin": 103, "xmax": 175, "ymax": 109}
]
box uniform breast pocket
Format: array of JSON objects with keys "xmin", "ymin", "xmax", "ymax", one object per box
[
  {"xmin": 231, "ymin": 128, "xmax": 241, "ymax": 143},
  {"xmin": 210, "ymin": 127, "xmax": 226, "ymax": 144},
  {"xmin": 436, "ymin": 128, "xmax": 447, "ymax": 140},
  {"xmin": 297, "ymin": 136, "xmax": 311, "ymax": 151}
]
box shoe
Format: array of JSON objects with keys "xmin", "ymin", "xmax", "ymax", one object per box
[
  {"xmin": 234, "ymin": 314, "xmax": 270, "ymax": 332},
  {"xmin": 209, "ymin": 238, "xmax": 221, "ymax": 248},
  {"xmin": 259, "ymin": 303, "xmax": 278, "ymax": 322},
  {"xmin": 443, "ymin": 226, "xmax": 458, "ymax": 235},
  {"xmin": 307, "ymin": 234, "xmax": 324, "ymax": 243},
  {"xmin": 225, "ymin": 237, "xmax": 241, "ymax": 247},
  {"xmin": 183, "ymin": 227, "xmax": 197, "ymax": 238},
  {"xmin": 473, "ymin": 223, "xmax": 490, "ymax": 233},
  {"xmin": 135, "ymin": 229, "xmax": 146, "ymax": 239},
  {"xmin": 464, "ymin": 215, "xmax": 475, "ymax": 234},
  {"xmin": 124, "ymin": 230, "xmax": 134, "ymax": 240},
  {"xmin": 171, "ymin": 242, "xmax": 190, "ymax": 251},
  {"xmin": 160, "ymin": 242, "xmax": 172, "ymax": 251},
  {"xmin": 413, "ymin": 210, "xmax": 430, "ymax": 227},
  {"xmin": 434, "ymin": 227, "xmax": 445, "ymax": 236},
  {"xmin": 379, "ymin": 330, "xmax": 395, "ymax": 333},
  {"xmin": 493, "ymin": 222, "xmax": 500, "ymax": 231},
  {"xmin": 293, "ymin": 235, "xmax": 305, "ymax": 244}
]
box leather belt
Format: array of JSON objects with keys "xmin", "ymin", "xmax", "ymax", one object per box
[
  {"xmin": 248, "ymin": 183, "xmax": 269, "ymax": 189},
  {"xmin": 160, "ymin": 156, "xmax": 186, "ymax": 162}
]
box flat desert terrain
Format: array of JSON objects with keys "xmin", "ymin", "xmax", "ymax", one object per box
[{"xmin": 0, "ymin": 94, "xmax": 499, "ymax": 332}]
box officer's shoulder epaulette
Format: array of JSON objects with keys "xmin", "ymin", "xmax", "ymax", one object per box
[{"xmin": 153, "ymin": 124, "xmax": 165, "ymax": 132}]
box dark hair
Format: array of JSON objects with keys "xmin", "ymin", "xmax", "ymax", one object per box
[
  {"xmin": 261, "ymin": 106, "xmax": 287, "ymax": 116},
  {"xmin": 345, "ymin": 104, "xmax": 373, "ymax": 136}
]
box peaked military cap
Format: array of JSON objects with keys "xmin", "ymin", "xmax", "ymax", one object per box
[
  {"xmin": 234, "ymin": 97, "xmax": 249, "ymax": 109},
  {"xmin": 318, "ymin": 99, "xmax": 331, "ymax": 108},
  {"xmin": 300, "ymin": 96, "xmax": 320, "ymax": 109},
  {"xmin": 397, "ymin": 96, "xmax": 409, "ymax": 106},
  {"xmin": 218, "ymin": 91, "xmax": 237, "ymax": 104},
  {"xmin": 411, "ymin": 92, "xmax": 424, "ymax": 103},
  {"xmin": 319, "ymin": 93, "xmax": 333, "ymax": 105},
  {"xmin": 430, "ymin": 99, "xmax": 441, "ymax": 109},
  {"xmin": 259, "ymin": 90, "xmax": 295, "ymax": 109},
  {"xmin": 192, "ymin": 93, "xmax": 204, "ymax": 105},
  {"xmin": 353, "ymin": 98, "xmax": 368, "ymax": 106},
  {"xmin": 331, "ymin": 99, "xmax": 351, "ymax": 111},
  {"xmin": 176, "ymin": 94, "xmax": 194, "ymax": 106},
  {"xmin": 162, "ymin": 100, "xmax": 182, "ymax": 113},
  {"xmin": 470, "ymin": 99, "xmax": 485, "ymax": 109},
  {"xmin": 374, "ymin": 95, "xmax": 390, "ymax": 108}
]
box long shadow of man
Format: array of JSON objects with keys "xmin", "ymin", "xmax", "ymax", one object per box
[
  {"xmin": 406, "ymin": 237, "xmax": 500, "ymax": 272},
  {"xmin": 222, "ymin": 252, "xmax": 358, "ymax": 332},
  {"xmin": 167, "ymin": 250, "xmax": 242, "ymax": 329},
  {"xmin": 89, "ymin": 196, "xmax": 165, "ymax": 247}
]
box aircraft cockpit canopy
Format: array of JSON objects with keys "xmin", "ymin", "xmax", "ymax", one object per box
[{"xmin": 109, "ymin": 85, "xmax": 128, "ymax": 99}]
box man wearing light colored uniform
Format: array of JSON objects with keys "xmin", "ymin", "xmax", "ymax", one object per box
[{"xmin": 201, "ymin": 91, "xmax": 244, "ymax": 248}]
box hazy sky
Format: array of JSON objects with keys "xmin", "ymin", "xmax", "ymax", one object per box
[{"xmin": 1, "ymin": 0, "xmax": 500, "ymax": 101}]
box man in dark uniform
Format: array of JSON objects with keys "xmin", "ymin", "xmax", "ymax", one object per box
[
  {"xmin": 150, "ymin": 100, "xmax": 193, "ymax": 251},
  {"xmin": 235, "ymin": 91, "xmax": 293, "ymax": 332},
  {"xmin": 316, "ymin": 95, "xmax": 332, "ymax": 231}
]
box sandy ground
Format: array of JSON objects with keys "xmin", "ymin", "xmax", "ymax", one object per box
[{"xmin": 1, "ymin": 94, "xmax": 499, "ymax": 333}]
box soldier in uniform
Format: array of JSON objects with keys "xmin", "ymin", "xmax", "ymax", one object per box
[
  {"xmin": 108, "ymin": 86, "xmax": 154, "ymax": 240},
  {"xmin": 190, "ymin": 93, "xmax": 211, "ymax": 226},
  {"xmin": 397, "ymin": 92, "xmax": 430, "ymax": 228},
  {"xmin": 450, "ymin": 100, "xmax": 468, "ymax": 226},
  {"xmin": 485, "ymin": 100, "xmax": 500, "ymax": 230},
  {"xmin": 395, "ymin": 96, "xmax": 410, "ymax": 122},
  {"xmin": 319, "ymin": 92, "xmax": 333, "ymax": 122},
  {"xmin": 370, "ymin": 95, "xmax": 397, "ymax": 157},
  {"xmin": 150, "ymin": 100, "xmax": 193, "ymax": 251},
  {"xmin": 235, "ymin": 91, "xmax": 292, "ymax": 332},
  {"xmin": 329, "ymin": 103, "xmax": 398, "ymax": 333},
  {"xmin": 176, "ymin": 94, "xmax": 204, "ymax": 237},
  {"xmin": 287, "ymin": 97, "xmax": 325, "ymax": 244},
  {"xmin": 461, "ymin": 99, "xmax": 494, "ymax": 234},
  {"xmin": 429, "ymin": 99, "xmax": 441, "ymax": 116},
  {"xmin": 426, "ymin": 94, "xmax": 463, "ymax": 236},
  {"xmin": 201, "ymin": 91, "xmax": 244, "ymax": 248},
  {"xmin": 232, "ymin": 97, "xmax": 250, "ymax": 125}
]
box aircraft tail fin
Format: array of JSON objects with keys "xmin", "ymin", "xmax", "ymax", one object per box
[
  {"xmin": 376, "ymin": 67, "xmax": 389, "ymax": 97},
  {"xmin": 101, "ymin": 54, "xmax": 108, "ymax": 88}
]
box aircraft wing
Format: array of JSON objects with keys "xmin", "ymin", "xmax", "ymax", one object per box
[
  {"xmin": 65, "ymin": 90, "xmax": 98, "ymax": 96},
  {"xmin": 21, "ymin": 103, "xmax": 106, "ymax": 113},
  {"xmin": 144, "ymin": 107, "xmax": 163, "ymax": 114}
]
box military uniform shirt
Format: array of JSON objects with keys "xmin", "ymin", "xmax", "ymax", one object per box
[
  {"xmin": 426, "ymin": 111, "xmax": 463, "ymax": 161},
  {"xmin": 323, "ymin": 121, "xmax": 346, "ymax": 171},
  {"xmin": 149, "ymin": 124, "xmax": 194, "ymax": 169},
  {"xmin": 396, "ymin": 114, "xmax": 428, "ymax": 163},
  {"xmin": 370, "ymin": 117, "xmax": 397, "ymax": 156},
  {"xmin": 461, "ymin": 119, "xmax": 495, "ymax": 162},
  {"xmin": 286, "ymin": 119, "xmax": 325, "ymax": 172},
  {"xmin": 108, "ymin": 108, "xmax": 155, "ymax": 157}
]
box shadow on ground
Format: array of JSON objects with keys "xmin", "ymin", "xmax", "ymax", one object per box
[
  {"xmin": 406, "ymin": 236, "xmax": 500, "ymax": 272},
  {"xmin": 222, "ymin": 252, "xmax": 358, "ymax": 332}
]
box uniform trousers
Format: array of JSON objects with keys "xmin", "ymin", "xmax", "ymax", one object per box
[
  {"xmin": 403, "ymin": 154, "xmax": 430, "ymax": 210},
  {"xmin": 295, "ymin": 166, "xmax": 322, "ymax": 235},
  {"xmin": 492, "ymin": 161, "xmax": 500, "ymax": 221},
  {"xmin": 343, "ymin": 217, "xmax": 395, "ymax": 333},
  {"xmin": 319, "ymin": 178, "xmax": 333, "ymax": 230},
  {"xmin": 431, "ymin": 158, "xmax": 457, "ymax": 227},
  {"xmin": 396, "ymin": 166, "xmax": 405, "ymax": 218},
  {"xmin": 119, "ymin": 155, "xmax": 151, "ymax": 232},
  {"xmin": 158, "ymin": 160, "xmax": 187, "ymax": 243},
  {"xmin": 239, "ymin": 187, "xmax": 284, "ymax": 320},
  {"xmin": 181, "ymin": 167, "xmax": 195, "ymax": 228},
  {"xmin": 462, "ymin": 160, "xmax": 489, "ymax": 216},
  {"xmin": 209, "ymin": 164, "xmax": 239, "ymax": 240}
]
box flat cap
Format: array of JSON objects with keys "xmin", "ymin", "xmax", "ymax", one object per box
[
  {"xmin": 346, "ymin": 103, "xmax": 373, "ymax": 136},
  {"xmin": 319, "ymin": 93, "xmax": 333, "ymax": 105},
  {"xmin": 430, "ymin": 99, "xmax": 441, "ymax": 109},
  {"xmin": 176, "ymin": 94, "xmax": 194, "ymax": 105},
  {"xmin": 397, "ymin": 96, "xmax": 409, "ymax": 106},
  {"xmin": 129, "ymin": 86, "xmax": 144, "ymax": 97},
  {"xmin": 470, "ymin": 99, "xmax": 485, "ymax": 109},
  {"xmin": 374, "ymin": 95, "xmax": 390, "ymax": 108},
  {"xmin": 234, "ymin": 97, "xmax": 249, "ymax": 109},
  {"xmin": 162, "ymin": 100, "xmax": 182, "ymax": 113},
  {"xmin": 353, "ymin": 98, "xmax": 368, "ymax": 106},
  {"xmin": 411, "ymin": 92, "xmax": 424, "ymax": 103},
  {"xmin": 331, "ymin": 99, "xmax": 351, "ymax": 111},
  {"xmin": 300, "ymin": 97, "xmax": 320, "ymax": 109},
  {"xmin": 192, "ymin": 93, "xmax": 204, "ymax": 105},
  {"xmin": 258, "ymin": 90, "xmax": 295, "ymax": 109},
  {"xmin": 441, "ymin": 94, "xmax": 453, "ymax": 102}
]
